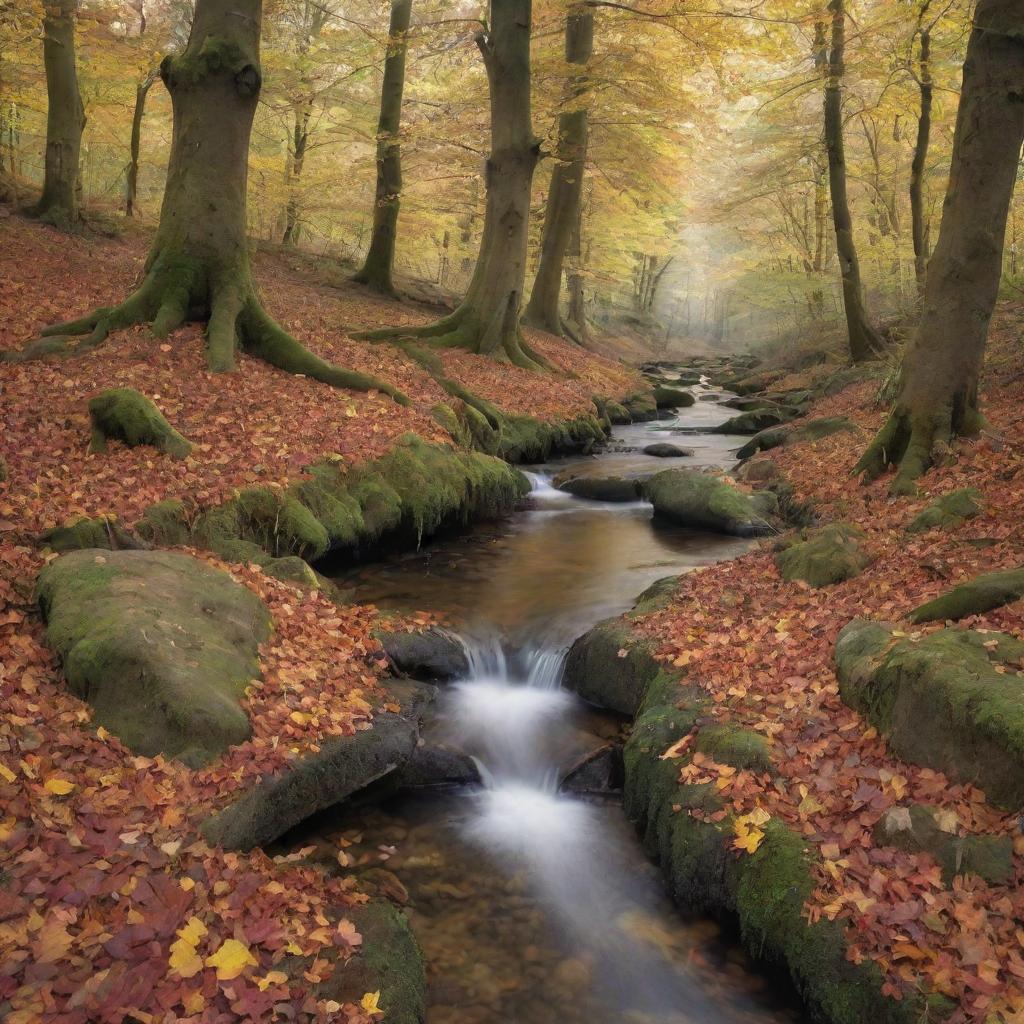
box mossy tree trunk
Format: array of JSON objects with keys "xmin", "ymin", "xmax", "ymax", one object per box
[
  {"xmin": 909, "ymin": 5, "xmax": 934, "ymax": 290},
  {"xmin": 281, "ymin": 100, "xmax": 312, "ymax": 247},
  {"xmin": 824, "ymin": 0, "xmax": 884, "ymax": 362},
  {"xmin": 353, "ymin": 0, "xmax": 412, "ymax": 294},
  {"xmin": 564, "ymin": 197, "xmax": 590, "ymax": 345},
  {"xmin": 34, "ymin": 0, "xmax": 85, "ymax": 229},
  {"xmin": 125, "ymin": 70, "xmax": 156, "ymax": 217},
  {"xmin": 523, "ymin": 3, "xmax": 592, "ymax": 338},
  {"xmin": 358, "ymin": 0, "xmax": 548, "ymax": 371},
  {"xmin": 25, "ymin": 0, "xmax": 407, "ymax": 404},
  {"xmin": 855, "ymin": 0, "xmax": 1024, "ymax": 494}
]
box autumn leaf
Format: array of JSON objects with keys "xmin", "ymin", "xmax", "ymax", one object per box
[
  {"xmin": 43, "ymin": 777, "xmax": 75, "ymax": 795},
  {"xmin": 168, "ymin": 917, "xmax": 208, "ymax": 979},
  {"xmin": 205, "ymin": 938, "xmax": 258, "ymax": 980},
  {"xmin": 361, "ymin": 990, "xmax": 384, "ymax": 1016}
]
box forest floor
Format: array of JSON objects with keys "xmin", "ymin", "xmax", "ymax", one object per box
[
  {"xmin": 0, "ymin": 211, "xmax": 638, "ymax": 1023},
  {"xmin": 631, "ymin": 301, "xmax": 1024, "ymax": 1024}
]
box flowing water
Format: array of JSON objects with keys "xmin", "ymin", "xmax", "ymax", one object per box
[{"xmin": 308, "ymin": 385, "xmax": 805, "ymax": 1024}]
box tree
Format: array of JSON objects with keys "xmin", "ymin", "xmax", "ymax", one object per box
[
  {"xmin": 523, "ymin": 2, "xmax": 592, "ymax": 340},
  {"xmin": 823, "ymin": 0, "xmax": 884, "ymax": 362},
  {"xmin": 33, "ymin": 0, "xmax": 85, "ymax": 229},
  {"xmin": 908, "ymin": 0, "xmax": 936, "ymax": 289},
  {"xmin": 15, "ymin": 0, "xmax": 406, "ymax": 403},
  {"xmin": 125, "ymin": 68, "xmax": 157, "ymax": 216},
  {"xmin": 353, "ymin": 0, "xmax": 412, "ymax": 294},
  {"xmin": 855, "ymin": 0, "xmax": 1024, "ymax": 493},
  {"xmin": 359, "ymin": 0, "xmax": 547, "ymax": 370}
]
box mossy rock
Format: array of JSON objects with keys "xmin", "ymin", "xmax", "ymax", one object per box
[
  {"xmin": 775, "ymin": 523, "xmax": 872, "ymax": 588},
  {"xmin": 374, "ymin": 626, "xmax": 469, "ymax": 682},
  {"xmin": 873, "ymin": 804, "xmax": 1013, "ymax": 884},
  {"xmin": 643, "ymin": 443, "xmax": 693, "ymax": 458},
  {"xmin": 497, "ymin": 413, "xmax": 607, "ymax": 463},
  {"xmin": 653, "ymin": 385, "xmax": 695, "ymax": 409},
  {"xmin": 910, "ymin": 567, "xmax": 1024, "ymax": 624},
  {"xmin": 628, "ymin": 575, "xmax": 679, "ymax": 616},
  {"xmin": 623, "ymin": 391, "xmax": 659, "ymax": 422},
  {"xmin": 714, "ymin": 409, "xmax": 796, "ymax": 435},
  {"xmin": 555, "ymin": 474, "xmax": 642, "ymax": 503},
  {"xmin": 907, "ymin": 488, "xmax": 983, "ymax": 534},
  {"xmin": 88, "ymin": 387, "xmax": 192, "ymax": 459},
  {"xmin": 643, "ymin": 469, "xmax": 775, "ymax": 537},
  {"xmin": 693, "ymin": 724, "xmax": 773, "ymax": 772},
  {"xmin": 39, "ymin": 515, "xmax": 140, "ymax": 553},
  {"xmin": 736, "ymin": 417, "xmax": 856, "ymax": 461},
  {"xmin": 836, "ymin": 620, "xmax": 1024, "ymax": 808},
  {"xmin": 37, "ymin": 549, "xmax": 271, "ymax": 765},
  {"xmin": 563, "ymin": 619, "xmax": 662, "ymax": 715},
  {"xmin": 602, "ymin": 398, "xmax": 633, "ymax": 425},
  {"xmin": 135, "ymin": 499, "xmax": 191, "ymax": 546}
]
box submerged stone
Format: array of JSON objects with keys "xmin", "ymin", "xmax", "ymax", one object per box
[
  {"xmin": 775, "ymin": 523, "xmax": 872, "ymax": 588},
  {"xmin": 836, "ymin": 620, "xmax": 1024, "ymax": 809},
  {"xmin": 37, "ymin": 548, "xmax": 271, "ymax": 765},
  {"xmin": 555, "ymin": 474, "xmax": 642, "ymax": 502},
  {"xmin": 643, "ymin": 443, "xmax": 693, "ymax": 458},
  {"xmin": 653, "ymin": 385, "xmax": 696, "ymax": 409},
  {"xmin": 643, "ymin": 469, "xmax": 775, "ymax": 537}
]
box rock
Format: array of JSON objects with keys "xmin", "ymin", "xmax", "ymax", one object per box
[
  {"xmin": 88, "ymin": 387, "xmax": 192, "ymax": 459},
  {"xmin": 398, "ymin": 739, "xmax": 481, "ymax": 790},
  {"xmin": 623, "ymin": 392, "xmax": 659, "ymax": 422},
  {"xmin": 555, "ymin": 473, "xmax": 641, "ymax": 502},
  {"xmin": 735, "ymin": 428, "xmax": 789, "ymax": 460},
  {"xmin": 736, "ymin": 417, "xmax": 857, "ymax": 460},
  {"xmin": 375, "ymin": 626, "xmax": 468, "ymax": 682},
  {"xmin": 653, "ymin": 385, "xmax": 696, "ymax": 409},
  {"xmin": 643, "ymin": 469, "xmax": 775, "ymax": 537},
  {"xmin": 37, "ymin": 549, "xmax": 271, "ymax": 766},
  {"xmin": 873, "ymin": 805, "xmax": 1013, "ymax": 885},
  {"xmin": 630, "ymin": 575, "xmax": 679, "ymax": 615},
  {"xmin": 201, "ymin": 681, "xmax": 435, "ymax": 850},
  {"xmin": 714, "ymin": 408, "xmax": 798, "ymax": 435},
  {"xmin": 775, "ymin": 523, "xmax": 872, "ymax": 588},
  {"xmin": 560, "ymin": 744, "xmax": 623, "ymax": 795},
  {"xmin": 721, "ymin": 397, "xmax": 787, "ymax": 412},
  {"xmin": 835, "ymin": 620, "xmax": 1024, "ymax": 808},
  {"xmin": 563, "ymin": 619, "xmax": 662, "ymax": 716},
  {"xmin": 643, "ymin": 443, "xmax": 693, "ymax": 459},
  {"xmin": 910, "ymin": 567, "xmax": 1024, "ymax": 624},
  {"xmin": 693, "ymin": 724, "xmax": 773, "ymax": 773},
  {"xmin": 907, "ymin": 488, "xmax": 983, "ymax": 533},
  {"xmin": 39, "ymin": 515, "xmax": 142, "ymax": 553},
  {"xmin": 734, "ymin": 457, "xmax": 779, "ymax": 484}
]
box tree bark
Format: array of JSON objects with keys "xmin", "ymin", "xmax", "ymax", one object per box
[
  {"xmin": 125, "ymin": 71, "xmax": 156, "ymax": 217},
  {"xmin": 281, "ymin": 100, "xmax": 312, "ymax": 247},
  {"xmin": 21, "ymin": 0, "xmax": 406, "ymax": 403},
  {"xmin": 353, "ymin": 0, "xmax": 412, "ymax": 292},
  {"xmin": 824, "ymin": 0, "xmax": 884, "ymax": 362},
  {"xmin": 564, "ymin": 196, "xmax": 590, "ymax": 344},
  {"xmin": 855, "ymin": 0, "xmax": 1024, "ymax": 493},
  {"xmin": 523, "ymin": 3, "xmax": 593, "ymax": 335},
  {"xmin": 909, "ymin": 23, "xmax": 933, "ymax": 289},
  {"xmin": 357, "ymin": 0, "xmax": 546, "ymax": 370},
  {"xmin": 34, "ymin": 0, "xmax": 86, "ymax": 229}
]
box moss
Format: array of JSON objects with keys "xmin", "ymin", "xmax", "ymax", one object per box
[
  {"xmin": 910, "ymin": 567, "xmax": 1024, "ymax": 623},
  {"xmin": 836, "ymin": 620, "xmax": 1024, "ymax": 808},
  {"xmin": 556, "ymin": 475, "xmax": 641, "ymax": 502},
  {"xmin": 644, "ymin": 469, "xmax": 774, "ymax": 537},
  {"xmin": 715, "ymin": 408, "xmax": 798, "ymax": 436},
  {"xmin": 603, "ymin": 398, "xmax": 632, "ymax": 424},
  {"xmin": 629, "ymin": 575, "xmax": 679, "ymax": 617},
  {"xmin": 39, "ymin": 516, "xmax": 137, "ymax": 553},
  {"xmin": 563, "ymin": 620, "xmax": 664, "ymax": 715},
  {"xmin": 164, "ymin": 34, "xmax": 253, "ymax": 87},
  {"xmin": 135, "ymin": 499, "xmax": 191, "ymax": 546},
  {"xmin": 88, "ymin": 387, "xmax": 192, "ymax": 459},
  {"xmin": 775, "ymin": 523, "xmax": 872, "ymax": 588},
  {"xmin": 736, "ymin": 418, "xmax": 856, "ymax": 461},
  {"xmin": 496, "ymin": 413, "xmax": 606, "ymax": 463},
  {"xmin": 694, "ymin": 724, "xmax": 773, "ymax": 772},
  {"xmin": 653, "ymin": 385, "xmax": 695, "ymax": 409},
  {"xmin": 907, "ymin": 488, "xmax": 983, "ymax": 534},
  {"xmin": 623, "ymin": 391, "xmax": 659, "ymax": 422}
]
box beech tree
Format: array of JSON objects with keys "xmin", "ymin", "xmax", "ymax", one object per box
[
  {"xmin": 523, "ymin": 2, "xmax": 592, "ymax": 340},
  {"xmin": 33, "ymin": 0, "xmax": 85, "ymax": 229},
  {"xmin": 823, "ymin": 0, "xmax": 884, "ymax": 362},
  {"xmin": 360, "ymin": 0, "xmax": 548, "ymax": 370},
  {"xmin": 16, "ymin": 0, "xmax": 406, "ymax": 403},
  {"xmin": 855, "ymin": 0, "xmax": 1024, "ymax": 493},
  {"xmin": 353, "ymin": 0, "xmax": 412, "ymax": 295}
]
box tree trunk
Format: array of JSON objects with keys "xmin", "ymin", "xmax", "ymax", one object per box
[
  {"xmin": 353, "ymin": 0, "xmax": 412, "ymax": 294},
  {"xmin": 910, "ymin": 25, "xmax": 933, "ymax": 290},
  {"xmin": 824, "ymin": 0, "xmax": 884, "ymax": 362},
  {"xmin": 523, "ymin": 3, "xmax": 593, "ymax": 335},
  {"xmin": 855, "ymin": 0, "xmax": 1024, "ymax": 493},
  {"xmin": 34, "ymin": 0, "xmax": 85, "ymax": 229},
  {"xmin": 125, "ymin": 72, "xmax": 155, "ymax": 217},
  {"xmin": 357, "ymin": 0, "xmax": 545, "ymax": 369},
  {"xmin": 281, "ymin": 101, "xmax": 312, "ymax": 247},
  {"xmin": 22, "ymin": 0, "xmax": 406, "ymax": 403},
  {"xmin": 564, "ymin": 197, "xmax": 590, "ymax": 344}
]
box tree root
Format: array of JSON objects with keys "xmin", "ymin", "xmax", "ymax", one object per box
[{"xmin": 3, "ymin": 269, "xmax": 411, "ymax": 406}]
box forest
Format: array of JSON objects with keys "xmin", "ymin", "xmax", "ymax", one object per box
[{"xmin": 1, "ymin": 1, "xmax": 1023, "ymax": 1023}]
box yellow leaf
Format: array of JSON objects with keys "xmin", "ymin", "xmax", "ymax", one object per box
[
  {"xmin": 361, "ymin": 990, "xmax": 384, "ymax": 1016},
  {"xmin": 169, "ymin": 938, "xmax": 204, "ymax": 979},
  {"xmin": 289, "ymin": 711, "xmax": 310, "ymax": 726},
  {"xmin": 257, "ymin": 970, "xmax": 289, "ymax": 991},
  {"xmin": 205, "ymin": 938, "xmax": 257, "ymax": 980},
  {"xmin": 0, "ymin": 763, "xmax": 16, "ymax": 783},
  {"xmin": 177, "ymin": 917, "xmax": 208, "ymax": 946},
  {"xmin": 182, "ymin": 991, "xmax": 206, "ymax": 1014},
  {"xmin": 733, "ymin": 827, "xmax": 765, "ymax": 854},
  {"xmin": 44, "ymin": 777, "xmax": 75, "ymax": 795}
]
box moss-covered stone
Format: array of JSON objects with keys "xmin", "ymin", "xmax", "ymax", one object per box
[
  {"xmin": 555, "ymin": 474, "xmax": 642, "ymax": 502},
  {"xmin": 643, "ymin": 442, "xmax": 693, "ymax": 458},
  {"xmin": 88, "ymin": 387, "xmax": 192, "ymax": 459},
  {"xmin": 836, "ymin": 620, "xmax": 1024, "ymax": 808},
  {"xmin": 135, "ymin": 499, "xmax": 191, "ymax": 546},
  {"xmin": 693, "ymin": 724, "xmax": 773, "ymax": 772},
  {"xmin": 736, "ymin": 417, "xmax": 857, "ymax": 461},
  {"xmin": 37, "ymin": 549, "xmax": 271, "ymax": 765},
  {"xmin": 602, "ymin": 398, "xmax": 633, "ymax": 424},
  {"xmin": 623, "ymin": 391, "xmax": 659, "ymax": 422},
  {"xmin": 653, "ymin": 385, "xmax": 696, "ymax": 409},
  {"xmin": 496, "ymin": 413, "xmax": 607, "ymax": 463},
  {"xmin": 910, "ymin": 567, "xmax": 1024, "ymax": 624},
  {"xmin": 775, "ymin": 523, "xmax": 872, "ymax": 588},
  {"xmin": 907, "ymin": 488, "xmax": 983, "ymax": 534},
  {"xmin": 563, "ymin": 619, "xmax": 662, "ymax": 715},
  {"xmin": 643, "ymin": 469, "xmax": 775, "ymax": 537},
  {"xmin": 39, "ymin": 515, "xmax": 139, "ymax": 553},
  {"xmin": 374, "ymin": 626, "xmax": 469, "ymax": 682},
  {"xmin": 714, "ymin": 408, "xmax": 796, "ymax": 435},
  {"xmin": 628, "ymin": 575, "xmax": 679, "ymax": 617}
]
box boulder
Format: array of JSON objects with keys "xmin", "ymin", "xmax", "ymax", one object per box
[
  {"xmin": 736, "ymin": 417, "xmax": 857, "ymax": 460},
  {"xmin": 374, "ymin": 626, "xmax": 468, "ymax": 682},
  {"xmin": 88, "ymin": 387, "xmax": 192, "ymax": 459},
  {"xmin": 563, "ymin": 619, "xmax": 662, "ymax": 716},
  {"xmin": 734, "ymin": 457, "xmax": 779, "ymax": 485},
  {"xmin": 556, "ymin": 474, "xmax": 642, "ymax": 502},
  {"xmin": 643, "ymin": 443, "xmax": 693, "ymax": 459},
  {"xmin": 775, "ymin": 523, "xmax": 872, "ymax": 588},
  {"xmin": 693, "ymin": 724, "xmax": 773, "ymax": 773},
  {"xmin": 910, "ymin": 567, "xmax": 1024, "ymax": 624},
  {"xmin": 835, "ymin": 620, "xmax": 1024, "ymax": 809},
  {"xmin": 714, "ymin": 408, "xmax": 798, "ymax": 436},
  {"xmin": 202, "ymin": 681, "xmax": 435, "ymax": 850},
  {"xmin": 623, "ymin": 392, "xmax": 659, "ymax": 422},
  {"xmin": 907, "ymin": 488, "xmax": 983, "ymax": 534},
  {"xmin": 560, "ymin": 743, "xmax": 623, "ymax": 795},
  {"xmin": 643, "ymin": 469, "xmax": 775, "ymax": 537},
  {"xmin": 873, "ymin": 805, "xmax": 1013, "ymax": 885},
  {"xmin": 653, "ymin": 385, "xmax": 696, "ymax": 409},
  {"xmin": 37, "ymin": 549, "xmax": 271, "ymax": 766}
]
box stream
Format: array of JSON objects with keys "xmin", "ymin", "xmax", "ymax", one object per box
[{"xmin": 303, "ymin": 383, "xmax": 805, "ymax": 1023}]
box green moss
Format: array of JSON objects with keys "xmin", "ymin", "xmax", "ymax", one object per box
[
  {"xmin": 775, "ymin": 523, "xmax": 872, "ymax": 588},
  {"xmin": 623, "ymin": 391, "xmax": 659, "ymax": 422},
  {"xmin": 653, "ymin": 385, "xmax": 695, "ymax": 409},
  {"xmin": 39, "ymin": 516, "xmax": 137, "ymax": 553},
  {"xmin": 736, "ymin": 418, "xmax": 856, "ymax": 461},
  {"xmin": 629, "ymin": 575, "xmax": 679, "ymax": 617},
  {"xmin": 694, "ymin": 724, "xmax": 773, "ymax": 772},
  {"xmin": 564, "ymin": 621, "xmax": 664, "ymax": 715},
  {"xmin": 907, "ymin": 488, "xmax": 983, "ymax": 534},
  {"xmin": 165, "ymin": 34, "xmax": 253, "ymax": 87},
  {"xmin": 135, "ymin": 499, "xmax": 190, "ymax": 546},
  {"xmin": 88, "ymin": 387, "xmax": 192, "ymax": 459},
  {"xmin": 644, "ymin": 469, "xmax": 773, "ymax": 537},
  {"xmin": 716, "ymin": 408, "xmax": 798, "ymax": 436},
  {"xmin": 910, "ymin": 567, "xmax": 1024, "ymax": 623}
]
